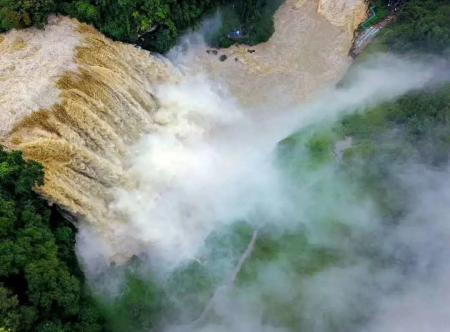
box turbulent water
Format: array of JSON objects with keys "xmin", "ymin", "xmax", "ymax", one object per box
[
  {"xmin": 0, "ymin": 0, "xmax": 368, "ymax": 263},
  {"xmin": 0, "ymin": 17, "xmax": 176, "ymax": 238},
  {"xmin": 3, "ymin": 1, "xmax": 450, "ymax": 331}
]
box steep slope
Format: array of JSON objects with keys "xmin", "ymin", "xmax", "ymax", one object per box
[{"xmin": 0, "ymin": 16, "xmax": 175, "ymax": 226}]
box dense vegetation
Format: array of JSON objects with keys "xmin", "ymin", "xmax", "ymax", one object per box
[
  {"xmin": 206, "ymin": 0, "xmax": 283, "ymax": 48},
  {"xmin": 289, "ymin": 81, "xmax": 450, "ymax": 218},
  {"xmin": 265, "ymin": 2, "xmax": 450, "ymax": 328},
  {"xmin": 0, "ymin": 0, "xmax": 448, "ymax": 331},
  {"xmin": 0, "ymin": 149, "xmax": 104, "ymax": 332},
  {"xmin": 362, "ymin": 0, "xmax": 450, "ymax": 55},
  {"xmin": 384, "ymin": 0, "xmax": 450, "ymax": 53},
  {"xmin": 359, "ymin": 0, "xmax": 390, "ymax": 29},
  {"xmin": 0, "ymin": 0, "xmax": 282, "ymax": 53},
  {"xmin": 348, "ymin": 0, "xmax": 450, "ymax": 187},
  {"xmin": 61, "ymin": 0, "xmax": 222, "ymax": 52}
]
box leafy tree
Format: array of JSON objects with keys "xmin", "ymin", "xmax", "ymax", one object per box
[
  {"xmin": 0, "ymin": 0, "xmax": 56, "ymax": 31},
  {"xmin": 0, "ymin": 148, "xmax": 104, "ymax": 332},
  {"xmin": 380, "ymin": 0, "xmax": 450, "ymax": 53},
  {"xmin": 0, "ymin": 287, "xmax": 20, "ymax": 332},
  {"xmin": 0, "ymin": 0, "xmax": 285, "ymax": 52},
  {"xmin": 207, "ymin": 0, "xmax": 283, "ymax": 48}
]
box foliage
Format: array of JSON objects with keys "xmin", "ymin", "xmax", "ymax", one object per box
[
  {"xmin": 0, "ymin": 0, "xmax": 56, "ymax": 30},
  {"xmin": 1, "ymin": 0, "xmax": 449, "ymax": 331},
  {"xmin": 335, "ymin": 0, "xmax": 450, "ymax": 214},
  {"xmin": 360, "ymin": 0, "xmax": 390, "ymax": 30},
  {"xmin": 0, "ymin": 0, "xmax": 218, "ymax": 52},
  {"xmin": 73, "ymin": 1, "xmax": 450, "ymax": 330},
  {"xmin": 100, "ymin": 275, "xmax": 163, "ymax": 332},
  {"xmin": 0, "ymin": 0, "xmax": 283, "ymax": 53},
  {"xmin": 0, "ymin": 148, "xmax": 104, "ymax": 332},
  {"xmin": 378, "ymin": 0, "xmax": 450, "ymax": 54},
  {"xmin": 207, "ymin": 0, "xmax": 284, "ymax": 48},
  {"xmin": 266, "ymin": 4, "xmax": 450, "ymax": 324},
  {"xmin": 98, "ymin": 222, "xmax": 254, "ymax": 330},
  {"xmin": 338, "ymin": 0, "xmax": 450, "ymax": 189}
]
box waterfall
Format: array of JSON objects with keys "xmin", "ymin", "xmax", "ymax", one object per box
[
  {"xmin": 0, "ymin": 0, "xmax": 368, "ymax": 265},
  {"xmin": 0, "ymin": 17, "xmax": 176, "ymax": 229}
]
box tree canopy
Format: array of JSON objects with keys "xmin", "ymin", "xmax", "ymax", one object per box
[
  {"xmin": 378, "ymin": 0, "xmax": 450, "ymax": 54},
  {"xmin": 0, "ymin": 148, "xmax": 104, "ymax": 332},
  {"xmin": 0, "ymin": 0, "xmax": 283, "ymax": 53}
]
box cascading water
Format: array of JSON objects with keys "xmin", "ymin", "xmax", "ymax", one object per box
[
  {"xmin": 0, "ymin": 17, "xmax": 176, "ymax": 231},
  {"xmin": 2, "ymin": 1, "xmax": 449, "ymax": 331},
  {"xmin": 0, "ymin": 0, "xmax": 368, "ymax": 264}
]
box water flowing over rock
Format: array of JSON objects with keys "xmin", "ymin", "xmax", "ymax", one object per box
[
  {"xmin": 0, "ymin": 0, "xmax": 367, "ymax": 264},
  {"xmin": 173, "ymin": 0, "xmax": 367, "ymax": 107},
  {"xmin": 0, "ymin": 16, "xmax": 176, "ymax": 229}
]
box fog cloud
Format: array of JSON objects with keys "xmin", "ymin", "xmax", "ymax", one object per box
[{"xmin": 76, "ymin": 42, "xmax": 449, "ymax": 331}]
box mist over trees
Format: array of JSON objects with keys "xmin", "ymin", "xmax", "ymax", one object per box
[{"xmin": 0, "ymin": 0, "xmax": 449, "ymax": 331}]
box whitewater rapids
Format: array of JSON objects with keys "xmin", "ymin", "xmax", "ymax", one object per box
[{"xmin": 0, "ymin": 0, "xmax": 367, "ymax": 263}]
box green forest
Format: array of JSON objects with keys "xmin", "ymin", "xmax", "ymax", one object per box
[
  {"xmin": 0, "ymin": 0, "xmax": 282, "ymax": 53},
  {"xmin": 366, "ymin": 0, "xmax": 450, "ymax": 54},
  {"xmin": 0, "ymin": 149, "xmax": 104, "ymax": 332},
  {"xmin": 0, "ymin": 0, "xmax": 449, "ymax": 331}
]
